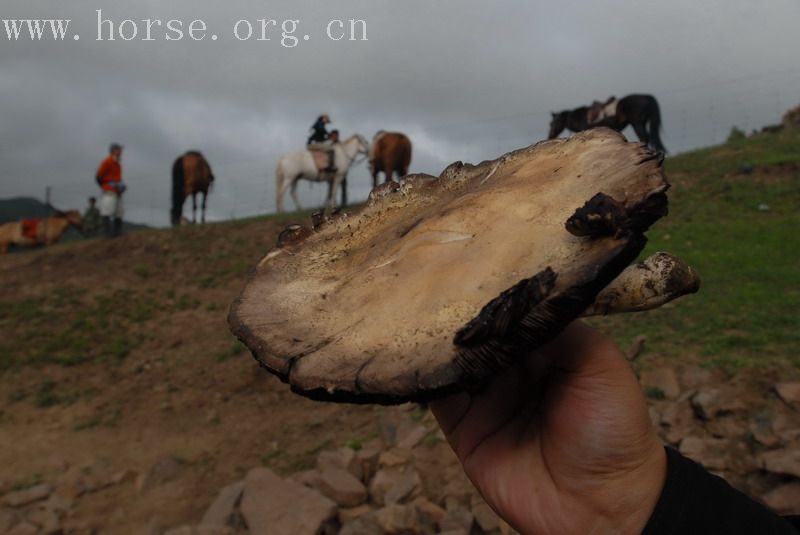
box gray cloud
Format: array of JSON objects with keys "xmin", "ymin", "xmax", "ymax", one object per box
[{"xmin": 2, "ymin": 0, "xmax": 799, "ymax": 225}]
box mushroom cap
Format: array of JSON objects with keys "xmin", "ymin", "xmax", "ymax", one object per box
[{"xmin": 230, "ymin": 129, "xmax": 671, "ymax": 403}]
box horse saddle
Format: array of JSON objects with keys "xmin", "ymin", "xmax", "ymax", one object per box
[
  {"xmin": 310, "ymin": 150, "xmax": 333, "ymax": 172},
  {"xmin": 21, "ymin": 219, "xmax": 39, "ymax": 241}
]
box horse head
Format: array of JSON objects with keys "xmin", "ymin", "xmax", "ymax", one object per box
[{"xmin": 548, "ymin": 111, "xmax": 568, "ymax": 139}]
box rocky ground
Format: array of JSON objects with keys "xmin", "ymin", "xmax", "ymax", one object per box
[{"xmin": 1, "ymin": 198, "xmax": 799, "ymax": 534}]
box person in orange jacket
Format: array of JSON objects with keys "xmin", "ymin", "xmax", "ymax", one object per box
[{"xmin": 95, "ymin": 143, "xmax": 126, "ymax": 237}]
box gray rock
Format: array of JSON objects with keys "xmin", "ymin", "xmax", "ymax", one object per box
[
  {"xmin": 775, "ymin": 382, "xmax": 800, "ymax": 406},
  {"xmin": 137, "ymin": 457, "xmax": 181, "ymax": 493},
  {"xmin": 2, "ymin": 484, "xmax": 53, "ymax": 508},
  {"xmin": 318, "ymin": 468, "xmax": 367, "ymax": 507},
  {"xmin": 471, "ymin": 500, "xmax": 500, "ymax": 533},
  {"xmin": 240, "ymin": 467, "xmax": 336, "ymax": 535},
  {"xmin": 339, "ymin": 514, "xmax": 382, "ymax": 535},
  {"xmin": 690, "ymin": 388, "xmax": 745, "ymax": 420},
  {"xmin": 26, "ymin": 506, "xmax": 61, "ymax": 535},
  {"xmin": 317, "ymin": 448, "xmax": 362, "ymax": 481},
  {"xmin": 200, "ymin": 480, "xmax": 244, "ymax": 527},
  {"xmin": 355, "ymin": 448, "xmax": 381, "ymax": 484},
  {"xmin": 6, "ymin": 521, "xmax": 38, "ymax": 535},
  {"xmin": 396, "ymin": 425, "xmax": 428, "ymax": 450},
  {"xmin": 164, "ymin": 527, "xmax": 233, "ymax": 535},
  {"xmin": 758, "ymin": 449, "xmax": 800, "ymax": 478},
  {"xmin": 369, "ymin": 469, "xmax": 422, "ymax": 506},
  {"xmin": 0, "ymin": 508, "xmax": 18, "ymax": 533},
  {"xmin": 679, "ymin": 437, "xmax": 728, "ymax": 471},
  {"xmin": 641, "ymin": 368, "xmax": 681, "ymax": 400},
  {"xmin": 439, "ymin": 508, "xmax": 475, "ymax": 532},
  {"xmin": 762, "ymin": 482, "xmax": 800, "ymax": 515},
  {"xmin": 680, "ymin": 367, "xmax": 715, "ymax": 390},
  {"xmin": 338, "ymin": 504, "xmax": 374, "ymax": 525},
  {"xmin": 411, "ymin": 498, "xmax": 447, "ymax": 528},
  {"xmin": 374, "ymin": 503, "xmax": 432, "ymax": 535}
]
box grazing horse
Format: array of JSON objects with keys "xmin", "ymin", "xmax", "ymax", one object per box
[
  {"xmin": 0, "ymin": 210, "xmax": 82, "ymax": 254},
  {"xmin": 171, "ymin": 151, "xmax": 215, "ymax": 226},
  {"xmin": 548, "ymin": 94, "xmax": 666, "ymax": 153},
  {"xmin": 369, "ymin": 131, "xmax": 412, "ymax": 187},
  {"xmin": 275, "ymin": 134, "xmax": 369, "ymax": 213}
]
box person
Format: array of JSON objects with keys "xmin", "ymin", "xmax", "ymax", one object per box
[
  {"xmin": 82, "ymin": 196, "xmax": 101, "ymax": 237},
  {"xmin": 431, "ymin": 321, "xmax": 800, "ymax": 534},
  {"xmin": 307, "ymin": 114, "xmax": 337, "ymax": 173},
  {"xmin": 95, "ymin": 143, "xmax": 126, "ymax": 237}
]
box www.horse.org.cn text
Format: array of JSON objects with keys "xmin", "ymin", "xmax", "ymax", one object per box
[{"xmin": 2, "ymin": 10, "xmax": 368, "ymax": 46}]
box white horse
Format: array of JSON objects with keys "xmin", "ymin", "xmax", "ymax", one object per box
[{"xmin": 275, "ymin": 134, "xmax": 369, "ymax": 213}]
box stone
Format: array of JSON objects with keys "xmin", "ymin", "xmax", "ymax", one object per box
[
  {"xmin": 471, "ymin": 501, "xmax": 500, "ymax": 532},
  {"xmin": 339, "ymin": 514, "xmax": 382, "ymax": 535},
  {"xmin": 318, "ymin": 468, "xmax": 368, "ymax": 507},
  {"xmin": 7, "ymin": 522, "xmax": 38, "ymax": 535},
  {"xmin": 396, "ymin": 425, "xmax": 428, "ymax": 450},
  {"xmin": 110, "ymin": 469, "xmax": 137, "ymax": 486},
  {"xmin": 137, "ymin": 457, "xmax": 181, "ymax": 493},
  {"xmin": 338, "ymin": 504, "xmax": 374, "ymax": 524},
  {"xmin": 749, "ymin": 416, "xmax": 781, "ymax": 448},
  {"xmin": 641, "ymin": 368, "xmax": 681, "ymax": 400},
  {"xmin": 290, "ymin": 469, "xmax": 322, "ymax": 489},
  {"xmin": 239, "ymin": 467, "xmax": 336, "ymax": 535},
  {"xmin": 0, "ymin": 508, "xmax": 17, "ymax": 533},
  {"xmin": 374, "ymin": 504, "xmax": 431, "ymax": 535},
  {"xmin": 2, "ymin": 484, "xmax": 53, "ymax": 507},
  {"xmin": 758, "ymin": 449, "xmax": 800, "ymax": 478},
  {"xmin": 411, "ymin": 498, "xmax": 447, "ymax": 527},
  {"xmin": 201, "ymin": 480, "xmax": 244, "ymax": 527},
  {"xmin": 439, "ymin": 508, "xmax": 475, "ymax": 532},
  {"xmin": 679, "ymin": 437, "xmax": 728, "ymax": 471},
  {"xmin": 775, "ymin": 382, "xmax": 800, "ymax": 406},
  {"xmin": 26, "ymin": 506, "xmax": 61, "ymax": 535},
  {"xmin": 378, "ymin": 449, "xmax": 413, "ymax": 468},
  {"xmin": 317, "ymin": 448, "xmax": 362, "ymax": 481},
  {"xmin": 370, "ymin": 468, "xmax": 422, "ymax": 506},
  {"xmin": 355, "ymin": 448, "xmax": 381, "ymax": 484},
  {"xmin": 690, "ymin": 388, "xmax": 720, "ymax": 420},
  {"xmin": 164, "ymin": 527, "xmax": 234, "ymax": 535},
  {"xmin": 762, "ymin": 483, "xmax": 800, "ymax": 515},
  {"xmin": 706, "ymin": 416, "xmax": 747, "ymax": 439},
  {"xmin": 680, "ymin": 366, "xmax": 715, "ymax": 390}
]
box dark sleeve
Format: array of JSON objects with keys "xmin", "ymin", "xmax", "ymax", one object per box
[{"xmin": 643, "ymin": 447, "xmax": 799, "ymax": 534}]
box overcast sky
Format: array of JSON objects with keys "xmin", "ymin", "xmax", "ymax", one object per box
[{"xmin": 2, "ymin": 0, "xmax": 799, "ymax": 226}]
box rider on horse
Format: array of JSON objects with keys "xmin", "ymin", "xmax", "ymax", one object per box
[{"xmin": 307, "ymin": 114, "xmax": 337, "ymax": 173}]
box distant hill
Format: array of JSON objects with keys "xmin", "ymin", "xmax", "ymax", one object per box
[{"xmin": 0, "ymin": 197, "xmax": 150, "ymax": 239}]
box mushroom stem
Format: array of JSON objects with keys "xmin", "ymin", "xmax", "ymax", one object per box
[{"xmin": 582, "ymin": 252, "xmax": 700, "ymax": 317}]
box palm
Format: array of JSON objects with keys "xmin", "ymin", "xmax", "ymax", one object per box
[{"xmin": 431, "ymin": 322, "xmax": 666, "ymax": 534}]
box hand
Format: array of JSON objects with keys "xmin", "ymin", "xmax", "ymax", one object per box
[{"xmin": 431, "ymin": 321, "xmax": 666, "ymax": 534}]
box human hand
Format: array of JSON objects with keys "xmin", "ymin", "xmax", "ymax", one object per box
[{"xmin": 431, "ymin": 321, "xmax": 666, "ymax": 534}]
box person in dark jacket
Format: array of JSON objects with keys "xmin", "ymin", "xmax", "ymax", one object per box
[
  {"xmin": 307, "ymin": 114, "xmax": 336, "ymax": 172},
  {"xmin": 431, "ymin": 322, "xmax": 800, "ymax": 534},
  {"xmin": 307, "ymin": 114, "xmax": 332, "ymax": 145}
]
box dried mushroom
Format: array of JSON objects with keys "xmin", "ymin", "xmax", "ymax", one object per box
[{"xmin": 229, "ymin": 129, "xmax": 699, "ymax": 404}]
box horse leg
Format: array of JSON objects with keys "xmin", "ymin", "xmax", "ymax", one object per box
[
  {"xmin": 631, "ymin": 121, "xmax": 650, "ymax": 147},
  {"xmin": 340, "ymin": 175, "xmax": 348, "ymax": 207},
  {"xmin": 201, "ymin": 191, "xmax": 207, "ymax": 224},
  {"xmin": 192, "ymin": 193, "xmax": 197, "ymax": 224},
  {"xmin": 290, "ymin": 177, "xmax": 303, "ymax": 211}
]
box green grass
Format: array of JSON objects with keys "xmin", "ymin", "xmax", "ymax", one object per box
[{"xmin": 598, "ymin": 128, "xmax": 800, "ymax": 373}]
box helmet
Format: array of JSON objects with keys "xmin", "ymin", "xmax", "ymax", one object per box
[{"xmin": 109, "ymin": 143, "xmax": 123, "ymax": 153}]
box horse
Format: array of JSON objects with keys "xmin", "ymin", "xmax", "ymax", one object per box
[
  {"xmin": 171, "ymin": 151, "xmax": 215, "ymax": 226},
  {"xmin": 369, "ymin": 131, "xmax": 412, "ymax": 187},
  {"xmin": 275, "ymin": 134, "xmax": 369, "ymax": 213},
  {"xmin": 0, "ymin": 209, "xmax": 82, "ymax": 254},
  {"xmin": 548, "ymin": 94, "xmax": 666, "ymax": 153}
]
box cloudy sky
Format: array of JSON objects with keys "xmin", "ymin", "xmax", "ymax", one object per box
[{"xmin": 2, "ymin": 0, "xmax": 799, "ymax": 226}]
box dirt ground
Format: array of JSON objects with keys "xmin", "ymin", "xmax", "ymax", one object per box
[{"xmin": 0, "ymin": 215, "xmax": 797, "ymax": 534}]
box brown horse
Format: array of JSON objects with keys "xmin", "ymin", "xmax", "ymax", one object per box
[
  {"xmin": 548, "ymin": 94, "xmax": 666, "ymax": 153},
  {"xmin": 171, "ymin": 151, "xmax": 215, "ymax": 226},
  {"xmin": 0, "ymin": 210, "xmax": 82, "ymax": 254},
  {"xmin": 369, "ymin": 132, "xmax": 412, "ymax": 187}
]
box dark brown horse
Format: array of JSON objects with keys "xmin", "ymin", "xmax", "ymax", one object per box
[
  {"xmin": 548, "ymin": 94, "xmax": 666, "ymax": 153},
  {"xmin": 369, "ymin": 132, "xmax": 412, "ymax": 187},
  {"xmin": 171, "ymin": 151, "xmax": 215, "ymax": 226}
]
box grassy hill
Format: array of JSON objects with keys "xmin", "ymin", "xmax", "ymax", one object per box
[
  {"xmin": 0, "ymin": 129, "xmax": 798, "ymax": 532},
  {"xmin": 596, "ymin": 127, "xmax": 800, "ymax": 371}
]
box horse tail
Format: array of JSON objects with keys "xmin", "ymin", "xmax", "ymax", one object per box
[
  {"xmin": 171, "ymin": 155, "xmax": 185, "ymax": 226},
  {"xmin": 649, "ymin": 97, "xmax": 667, "ymax": 153}
]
